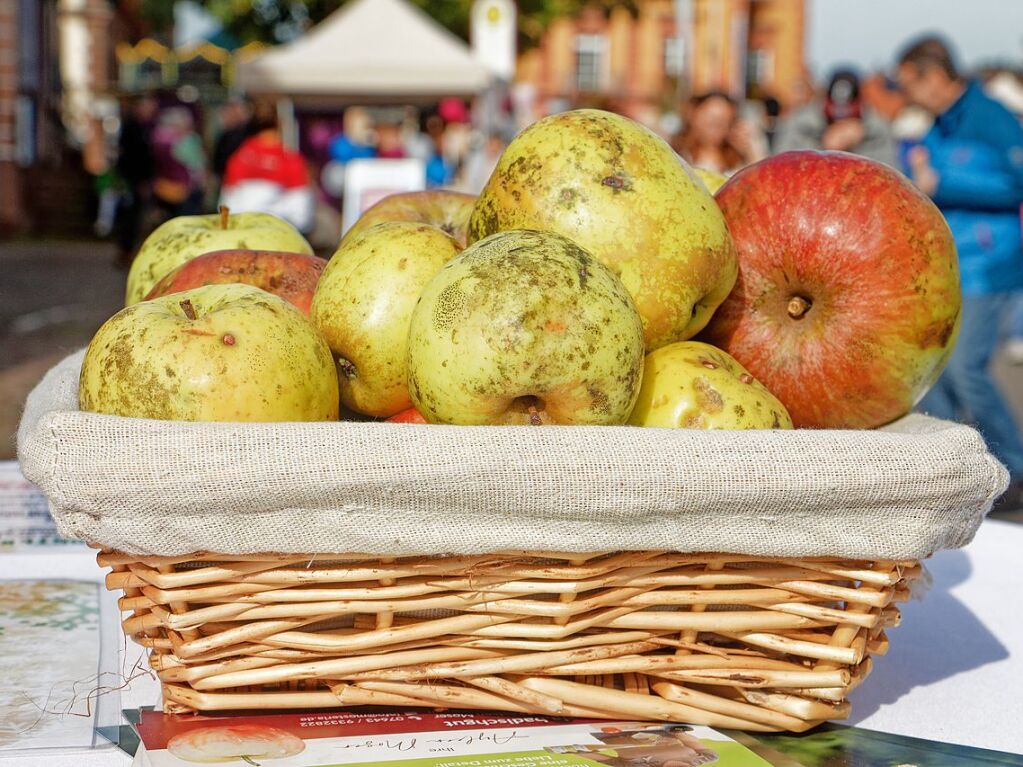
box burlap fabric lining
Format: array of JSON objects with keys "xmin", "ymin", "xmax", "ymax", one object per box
[{"xmin": 17, "ymin": 350, "xmax": 1008, "ymax": 559}]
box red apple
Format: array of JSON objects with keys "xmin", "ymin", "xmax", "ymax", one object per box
[
  {"xmin": 701, "ymin": 151, "xmax": 961, "ymax": 429},
  {"xmin": 145, "ymin": 249, "xmax": 327, "ymax": 316},
  {"xmin": 344, "ymin": 190, "xmax": 476, "ymax": 246},
  {"xmin": 387, "ymin": 407, "xmax": 428, "ymax": 424}
]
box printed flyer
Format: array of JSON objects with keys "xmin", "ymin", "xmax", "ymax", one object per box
[
  {"xmin": 741, "ymin": 723, "xmax": 1023, "ymax": 767},
  {"xmin": 133, "ymin": 710, "xmax": 773, "ymax": 767}
]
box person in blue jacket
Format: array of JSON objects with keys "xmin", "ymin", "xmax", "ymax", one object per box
[{"xmin": 897, "ymin": 36, "xmax": 1023, "ymax": 496}]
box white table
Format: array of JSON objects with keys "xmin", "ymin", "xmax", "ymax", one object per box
[{"xmin": 2, "ymin": 521, "xmax": 1020, "ymax": 763}]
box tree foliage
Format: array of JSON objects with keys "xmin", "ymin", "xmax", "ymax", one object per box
[{"xmin": 140, "ymin": 0, "xmax": 637, "ymax": 49}]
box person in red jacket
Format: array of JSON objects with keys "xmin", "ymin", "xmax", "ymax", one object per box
[{"xmin": 220, "ymin": 102, "xmax": 314, "ymax": 234}]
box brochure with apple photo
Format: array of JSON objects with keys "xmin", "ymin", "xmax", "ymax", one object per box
[
  {"xmin": 132, "ymin": 709, "xmax": 773, "ymax": 767},
  {"xmin": 736, "ymin": 723, "xmax": 1023, "ymax": 767}
]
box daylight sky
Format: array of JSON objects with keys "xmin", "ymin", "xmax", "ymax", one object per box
[{"xmin": 808, "ymin": 0, "xmax": 1023, "ymax": 77}]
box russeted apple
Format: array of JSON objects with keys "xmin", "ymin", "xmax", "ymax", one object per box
[
  {"xmin": 702, "ymin": 151, "xmax": 961, "ymax": 429},
  {"xmin": 344, "ymin": 190, "xmax": 476, "ymax": 247},
  {"xmin": 145, "ymin": 249, "xmax": 327, "ymax": 316},
  {"xmin": 125, "ymin": 207, "xmax": 313, "ymax": 306},
  {"xmin": 311, "ymin": 222, "xmax": 462, "ymax": 418},
  {"xmin": 468, "ymin": 109, "xmax": 737, "ymax": 350},
  {"xmin": 407, "ymin": 229, "xmax": 645, "ymax": 426},
  {"xmin": 628, "ymin": 341, "xmax": 792, "ymax": 430},
  {"xmin": 80, "ymin": 284, "xmax": 338, "ymax": 422}
]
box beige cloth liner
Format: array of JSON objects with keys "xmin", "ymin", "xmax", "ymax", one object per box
[{"xmin": 17, "ymin": 350, "xmax": 1007, "ymax": 559}]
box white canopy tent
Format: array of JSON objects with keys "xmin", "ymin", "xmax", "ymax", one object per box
[{"xmin": 237, "ymin": 0, "xmax": 491, "ymax": 98}]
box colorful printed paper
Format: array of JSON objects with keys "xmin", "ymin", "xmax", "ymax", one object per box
[{"xmin": 134, "ymin": 710, "xmax": 773, "ymax": 767}]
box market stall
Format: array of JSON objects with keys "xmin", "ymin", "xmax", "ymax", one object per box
[{"xmin": 235, "ymin": 0, "xmax": 490, "ymax": 103}]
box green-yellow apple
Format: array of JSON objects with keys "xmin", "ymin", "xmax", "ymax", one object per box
[
  {"xmin": 407, "ymin": 229, "xmax": 646, "ymax": 425},
  {"xmin": 693, "ymin": 166, "xmax": 728, "ymax": 194},
  {"xmin": 80, "ymin": 283, "xmax": 338, "ymax": 421},
  {"xmin": 628, "ymin": 341, "xmax": 792, "ymax": 429},
  {"xmin": 343, "ymin": 190, "xmax": 476, "ymax": 247},
  {"xmin": 468, "ymin": 109, "xmax": 737, "ymax": 350},
  {"xmin": 125, "ymin": 208, "xmax": 313, "ymax": 306},
  {"xmin": 311, "ymin": 222, "xmax": 462, "ymax": 418}
]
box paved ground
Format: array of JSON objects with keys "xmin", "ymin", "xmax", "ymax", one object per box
[
  {"xmin": 1, "ymin": 240, "xmax": 124, "ymax": 456},
  {"xmin": 1, "ymin": 236, "xmax": 1021, "ymax": 522}
]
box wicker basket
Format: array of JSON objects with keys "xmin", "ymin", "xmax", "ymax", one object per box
[
  {"xmin": 101, "ymin": 548, "xmax": 919, "ymax": 732},
  {"xmin": 22, "ymin": 354, "xmax": 996, "ymax": 732}
]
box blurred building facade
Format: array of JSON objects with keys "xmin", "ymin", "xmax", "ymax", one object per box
[
  {"xmin": 0, "ymin": 0, "xmax": 19, "ymax": 235},
  {"xmin": 516, "ymin": 0, "xmax": 806, "ymax": 122},
  {"xmin": 0, "ymin": 0, "xmax": 61, "ymax": 235},
  {"xmin": 0, "ymin": 0, "xmax": 129, "ymax": 236}
]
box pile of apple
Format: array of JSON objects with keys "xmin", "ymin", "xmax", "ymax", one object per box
[{"xmin": 80, "ymin": 109, "xmax": 961, "ymax": 433}]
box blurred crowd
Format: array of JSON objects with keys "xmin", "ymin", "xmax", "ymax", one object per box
[
  {"xmin": 100, "ymin": 94, "xmax": 504, "ymax": 261},
  {"xmin": 101, "ymin": 42, "xmax": 1023, "ymax": 262},
  {"xmin": 100, "ymin": 34, "xmax": 1023, "ymax": 504}
]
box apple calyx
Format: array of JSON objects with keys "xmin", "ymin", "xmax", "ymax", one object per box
[
  {"xmin": 219, "ymin": 205, "xmax": 230, "ymax": 230},
  {"xmin": 786, "ymin": 295, "xmax": 812, "ymax": 320},
  {"xmin": 179, "ymin": 298, "xmax": 198, "ymax": 320},
  {"xmin": 338, "ymin": 358, "xmax": 358, "ymax": 379}
]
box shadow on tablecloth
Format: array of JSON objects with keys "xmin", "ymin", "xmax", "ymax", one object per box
[{"xmin": 846, "ymin": 547, "xmax": 1007, "ymax": 723}]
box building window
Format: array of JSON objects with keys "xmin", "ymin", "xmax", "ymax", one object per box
[
  {"xmin": 575, "ymin": 34, "xmax": 606, "ymax": 92},
  {"xmin": 746, "ymin": 48, "xmax": 775, "ymax": 93},
  {"xmin": 664, "ymin": 36, "xmax": 685, "ymax": 77}
]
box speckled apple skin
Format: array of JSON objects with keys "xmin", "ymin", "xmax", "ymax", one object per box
[
  {"xmin": 125, "ymin": 212, "xmax": 313, "ymax": 306},
  {"xmin": 145, "ymin": 249, "xmax": 326, "ymax": 316},
  {"xmin": 343, "ymin": 190, "xmax": 477, "ymax": 247},
  {"xmin": 81, "ymin": 283, "xmax": 338, "ymax": 422},
  {"xmin": 628, "ymin": 341, "xmax": 792, "ymax": 430},
  {"xmin": 312, "ymin": 222, "xmax": 462, "ymax": 418},
  {"xmin": 468, "ymin": 109, "xmax": 736, "ymax": 350},
  {"xmin": 407, "ymin": 229, "xmax": 645, "ymax": 426}
]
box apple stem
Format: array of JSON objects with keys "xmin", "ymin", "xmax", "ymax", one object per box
[
  {"xmin": 219, "ymin": 205, "xmax": 230, "ymax": 230},
  {"xmin": 179, "ymin": 299, "xmax": 197, "ymax": 320},
  {"xmin": 528, "ymin": 404, "xmax": 542, "ymax": 426},
  {"xmin": 787, "ymin": 296, "xmax": 812, "ymax": 319}
]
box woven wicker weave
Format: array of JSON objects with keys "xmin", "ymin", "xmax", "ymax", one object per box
[{"xmin": 101, "ymin": 549, "xmax": 919, "ymax": 732}]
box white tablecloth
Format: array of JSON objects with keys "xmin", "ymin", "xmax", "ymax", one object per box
[
  {"xmin": 848, "ymin": 518, "xmax": 1023, "ymax": 753},
  {"xmin": 1, "ymin": 521, "xmax": 1020, "ymax": 763}
]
